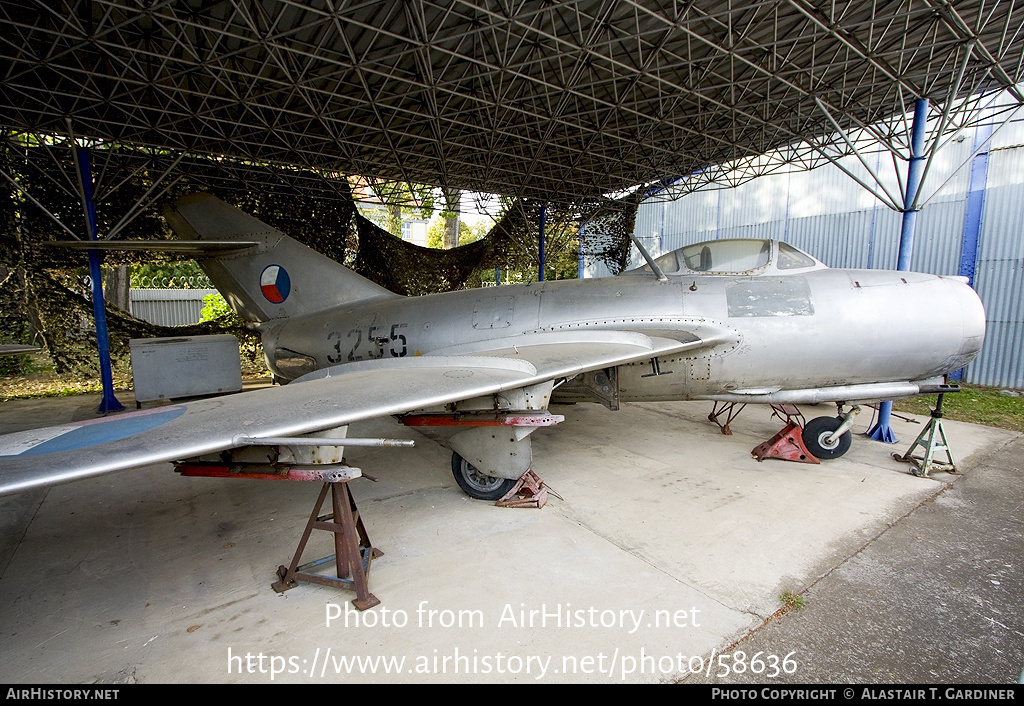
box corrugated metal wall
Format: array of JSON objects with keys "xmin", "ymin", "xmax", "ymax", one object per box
[
  {"xmin": 971, "ymin": 146, "xmax": 1024, "ymax": 388},
  {"xmin": 129, "ymin": 289, "xmax": 218, "ymax": 328},
  {"xmin": 602, "ymin": 117, "xmax": 1024, "ymax": 389}
]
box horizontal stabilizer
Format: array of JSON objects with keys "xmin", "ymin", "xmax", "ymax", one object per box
[{"xmin": 48, "ymin": 240, "xmax": 257, "ymax": 255}]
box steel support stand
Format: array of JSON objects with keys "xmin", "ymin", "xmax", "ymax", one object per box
[
  {"xmin": 867, "ymin": 402, "xmax": 898, "ymax": 443},
  {"xmin": 272, "ymin": 480, "xmax": 382, "ymax": 610},
  {"xmin": 175, "ymin": 462, "xmax": 382, "ymax": 609},
  {"xmin": 708, "ymin": 401, "xmax": 746, "ymax": 435},
  {"xmin": 892, "ymin": 394, "xmax": 956, "ymax": 477},
  {"xmin": 770, "ymin": 403, "xmax": 806, "ymax": 429}
]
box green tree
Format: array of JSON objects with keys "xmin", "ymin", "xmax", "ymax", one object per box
[
  {"xmin": 426, "ymin": 217, "xmax": 488, "ymax": 248},
  {"xmin": 546, "ymin": 237, "xmax": 580, "ymax": 280},
  {"xmin": 199, "ymin": 292, "xmax": 234, "ymax": 322}
]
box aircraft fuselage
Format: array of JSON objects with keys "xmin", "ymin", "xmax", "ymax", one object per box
[{"xmin": 262, "ymin": 261, "xmax": 985, "ymax": 407}]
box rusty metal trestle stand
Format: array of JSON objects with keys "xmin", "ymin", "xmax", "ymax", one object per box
[
  {"xmin": 272, "ymin": 476, "xmax": 382, "ymax": 610},
  {"xmin": 769, "ymin": 404, "xmax": 807, "ymax": 429},
  {"xmin": 893, "ymin": 394, "xmax": 956, "ymax": 477},
  {"xmin": 175, "ymin": 461, "xmax": 382, "ymax": 610},
  {"xmin": 709, "ymin": 401, "xmax": 746, "ymax": 435}
]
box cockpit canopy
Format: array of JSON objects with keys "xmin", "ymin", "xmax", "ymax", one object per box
[{"xmin": 623, "ymin": 239, "xmax": 827, "ymax": 276}]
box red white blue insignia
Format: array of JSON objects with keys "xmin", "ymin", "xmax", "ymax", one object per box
[{"xmin": 260, "ymin": 264, "xmax": 291, "ymax": 303}]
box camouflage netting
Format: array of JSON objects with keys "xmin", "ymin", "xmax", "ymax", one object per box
[
  {"xmin": 0, "ymin": 138, "xmax": 638, "ymax": 374},
  {"xmin": 355, "ymin": 193, "xmax": 640, "ymax": 294},
  {"xmin": 357, "ymin": 212, "xmax": 505, "ymax": 295},
  {"xmin": 579, "ymin": 194, "xmax": 643, "ymax": 275},
  {"xmin": 357, "ymin": 201, "xmax": 536, "ymax": 295}
]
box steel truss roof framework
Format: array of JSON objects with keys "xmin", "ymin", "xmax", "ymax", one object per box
[{"xmin": 1, "ymin": 1, "xmax": 1023, "ymax": 207}]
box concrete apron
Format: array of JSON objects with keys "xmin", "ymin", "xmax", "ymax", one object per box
[{"xmin": 0, "ymin": 392, "xmax": 1014, "ymax": 683}]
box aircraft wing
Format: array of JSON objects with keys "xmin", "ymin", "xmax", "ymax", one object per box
[{"xmin": 0, "ymin": 329, "xmax": 720, "ymax": 496}]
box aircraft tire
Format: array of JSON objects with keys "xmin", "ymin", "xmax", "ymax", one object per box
[
  {"xmin": 451, "ymin": 452, "xmax": 517, "ymax": 501},
  {"xmin": 802, "ymin": 416, "xmax": 852, "ymax": 460}
]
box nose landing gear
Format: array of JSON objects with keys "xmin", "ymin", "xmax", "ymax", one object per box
[
  {"xmin": 752, "ymin": 404, "xmax": 860, "ymax": 463},
  {"xmin": 802, "ymin": 415, "xmax": 854, "ymax": 460}
]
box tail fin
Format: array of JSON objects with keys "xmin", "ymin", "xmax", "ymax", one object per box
[{"xmin": 164, "ymin": 194, "xmax": 396, "ymax": 322}]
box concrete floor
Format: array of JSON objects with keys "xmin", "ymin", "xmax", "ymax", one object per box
[{"xmin": 0, "ymin": 390, "xmax": 1020, "ymax": 684}]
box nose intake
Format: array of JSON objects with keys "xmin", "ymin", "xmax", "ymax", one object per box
[{"xmin": 943, "ymin": 278, "xmax": 986, "ymax": 374}]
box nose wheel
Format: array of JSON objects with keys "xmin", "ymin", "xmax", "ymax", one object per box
[
  {"xmin": 802, "ymin": 416, "xmax": 853, "ymax": 459},
  {"xmin": 451, "ymin": 452, "xmax": 517, "ymax": 500}
]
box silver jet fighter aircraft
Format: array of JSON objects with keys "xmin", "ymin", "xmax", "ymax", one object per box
[{"xmin": 0, "ymin": 194, "xmax": 985, "ymax": 499}]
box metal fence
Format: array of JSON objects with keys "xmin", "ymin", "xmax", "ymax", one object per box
[{"xmin": 128, "ymin": 289, "xmax": 218, "ymax": 328}]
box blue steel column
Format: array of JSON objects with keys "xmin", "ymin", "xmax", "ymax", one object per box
[
  {"xmin": 77, "ymin": 149, "xmax": 124, "ymax": 414},
  {"xmin": 949, "ymin": 113, "xmax": 992, "ymax": 381},
  {"xmin": 869, "ymin": 98, "xmax": 928, "ymax": 443},
  {"xmin": 538, "ymin": 205, "xmax": 546, "ymax": 281},
  {"xmin": 958, "ymin": 119, "xmax": 992, "ymax": 287},
  {"xmin": 895, "ymin": 99, "xmax": 930, "ymax": 271},
  {"xmin": 577, "ymin": 223, "xmax": 585, "ymax": 278}
]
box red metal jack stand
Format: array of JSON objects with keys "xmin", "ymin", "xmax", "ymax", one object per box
[
  {"xmin": 272, "ymin": 479, "xmax": 382, "ymax": 610},
  {"xmin": 175, "ymin": 463, "xmax": 382, "ymax": 610}
]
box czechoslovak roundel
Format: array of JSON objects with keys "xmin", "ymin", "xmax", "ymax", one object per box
[{"xmin": 260, "ymin": 264, "xmax": 291, "ymax": 303}]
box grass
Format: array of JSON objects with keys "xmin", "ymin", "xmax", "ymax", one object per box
[
  {"xmin": 1, "ymin": 376, "xmax": 124, "ymax": 401},
  {"xmin": 893, "ymin": 384, "xmax": 1024, "ymax": 434},
  {"xmin": 0, "ymin": 351, "xmax": 267, "ymax": 402},
  {"xmin": 0, "ymin": 366, "xmax": 133, "ymax": 402},
  {"xmin": 779, "ymin": 590, "xmax": 805, "ymax": 611}
]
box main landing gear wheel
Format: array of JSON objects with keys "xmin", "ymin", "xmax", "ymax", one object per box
[
  {"xmin": 451, "ymin": 452, "xmax": 517, "ymax": 501},
  {"xmin": 802, "ymin": 416, "xmax": 853, "ymax": 460}
]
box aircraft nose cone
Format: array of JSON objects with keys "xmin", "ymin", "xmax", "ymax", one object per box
[{"xmin": 953, "ymin": 278, "xmax": 986, "ymax": 364}]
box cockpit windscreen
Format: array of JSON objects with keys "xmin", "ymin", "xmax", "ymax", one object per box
[{"xmin": 681, "ymin": 239, "xmax": 770, "ymax": 273}]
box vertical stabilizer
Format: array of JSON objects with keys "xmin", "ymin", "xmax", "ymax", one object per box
[{"xmin": 165, "ymin": 194, "xmax": 396, "ymax": 322}]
